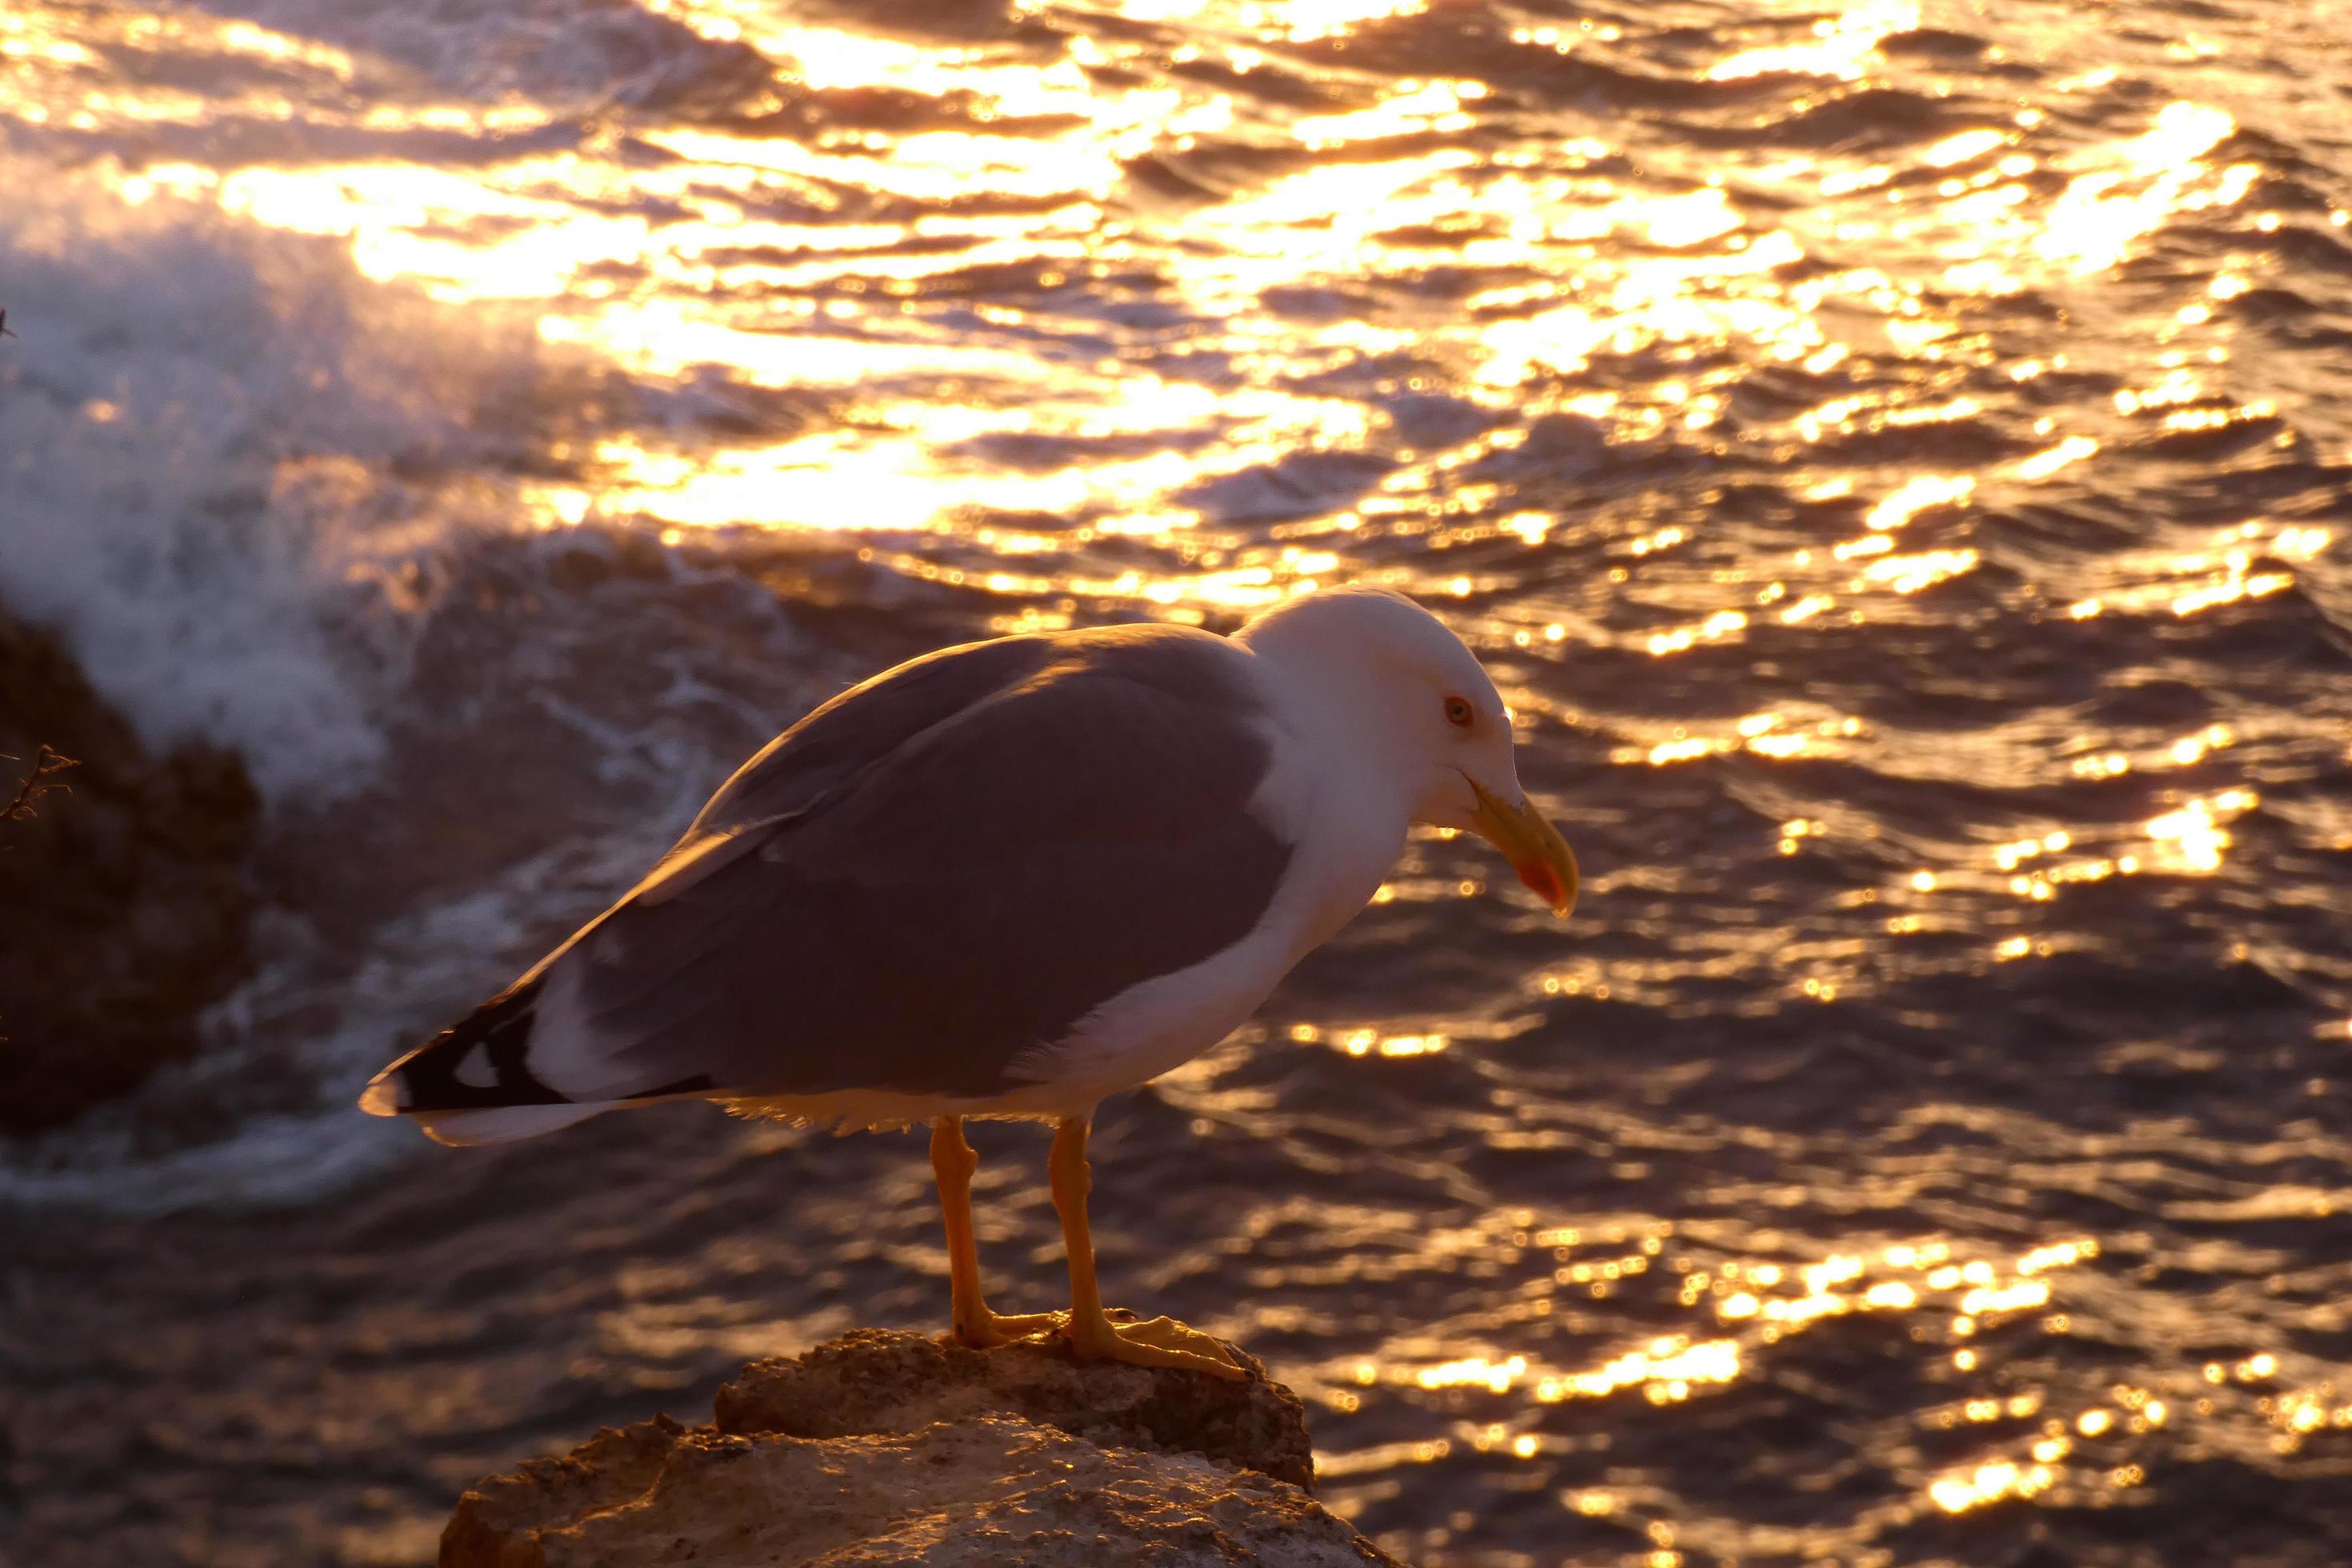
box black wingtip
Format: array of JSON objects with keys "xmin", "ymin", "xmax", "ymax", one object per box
[{"xmin": 370, "ymin": 975, "xmax": 570, "ymax": 1114}]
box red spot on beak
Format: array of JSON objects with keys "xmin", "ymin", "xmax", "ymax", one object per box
[{"xmin": 1514, "ymin": 857, "xmax": 1565, "ymax": 909}]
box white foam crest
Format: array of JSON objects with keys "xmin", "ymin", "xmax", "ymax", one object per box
[{"xmin": 0, "ymin": 156, "xmax": 562, "ymax": 799}]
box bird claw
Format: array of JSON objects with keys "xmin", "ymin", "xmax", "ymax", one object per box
[
  {"xmin": 1070, "ymin": 1310, "xmax": 1249, "ymax": 1379},
  {"xmin": 1110, "ymin": 1314, "xmax": 1242, "ymax": 1363},
  {"xmin": 949, "ymin": 1307, "xmax": 1245, "ymax": 1378},
  {"xmin": 948, "ymin": 1309, "xmax": 1065, "ymax": 1350}
]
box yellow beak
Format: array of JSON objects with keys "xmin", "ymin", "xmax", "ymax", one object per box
[{"xmin": 1466, "ymin": 776, "xmax": 1578, "ymax": 917}]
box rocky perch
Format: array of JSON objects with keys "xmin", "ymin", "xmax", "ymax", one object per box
[{"xmin": 442, "ymin": 1327, "xmax": 1402, "ymax": 1566}]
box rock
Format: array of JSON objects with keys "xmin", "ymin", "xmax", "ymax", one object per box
[
  {"xmin": 714, "ymin": 1326, "xmax": 1317, "ymax": 1490},
  {"xmin": 442, "ymin": 1329, "xmax": 1402, "ymax": 1568},
  {"xmin": 440, "ymin": 1416, "xmax": 687, "ymax": 1567},
  {"xmin": 0, "ymin": 605, "xmax": 260, "ymax": 1134}
]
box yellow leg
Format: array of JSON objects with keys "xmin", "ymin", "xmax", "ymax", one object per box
[
  {"xmin": 1049, "ymin": 1114, "xmax": 1246, "ymax": 1379},
  {"xmin": 931, "ymin": 1116, "xmax": 1058, "ymax": 1348}
]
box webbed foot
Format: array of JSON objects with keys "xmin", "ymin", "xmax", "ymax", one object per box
[{"xmin": 1068, "ymin": 1309, "xmax": 1248, "ymax": 1378}]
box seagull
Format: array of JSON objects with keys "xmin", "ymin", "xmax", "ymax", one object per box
[{"xmin": 360, "ymin": 586, "xmax": 1577, "ymax": 1378}]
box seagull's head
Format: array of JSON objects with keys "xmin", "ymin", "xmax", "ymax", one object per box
[{"xmin": 1237, "ymin": 586, "xmax": 1578, "ymax": 916}]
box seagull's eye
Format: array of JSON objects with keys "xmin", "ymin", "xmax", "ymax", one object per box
[{"xmin": 1444, "ymin": 695, "xmax": 1475, "ymax": 729}]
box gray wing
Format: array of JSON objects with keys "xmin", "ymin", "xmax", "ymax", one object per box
[
  {"xmin": 381, "ymin": 624, "xmax": 1294, "ymax": 1113},
  {"xmin": 686, "ymin": 631, "xmax": 1063, "ymax": 837}
]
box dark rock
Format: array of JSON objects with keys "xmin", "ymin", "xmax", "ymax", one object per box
[
  {"xmin": 0, "ymin": 605, "xmax": 260, "ymax": 1134},
  {"xmin": 441, "ymin": 1415, "xmax": 686, "ymax": 1568}
]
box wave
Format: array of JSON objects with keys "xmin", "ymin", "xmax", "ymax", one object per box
[{"xmin": 0, "ymin": 154, "xmax": 590, "ymax": 799}]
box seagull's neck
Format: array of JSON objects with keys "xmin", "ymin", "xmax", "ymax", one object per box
[{"xmin": 1241, "ymin": 650, "xmax": 1418, "ymax": 958}]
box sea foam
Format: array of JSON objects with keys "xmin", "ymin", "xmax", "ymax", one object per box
[{"xmin": 0, "ymin": 156, "xmax": 569, "ymax": 800}]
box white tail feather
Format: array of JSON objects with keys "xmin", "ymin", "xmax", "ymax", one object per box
[{"xmin": 411, "ymin": 1102, "xmax": 614, "ymax": 1146}]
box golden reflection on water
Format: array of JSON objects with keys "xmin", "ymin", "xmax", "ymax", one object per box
[
  {"xmin": 1706, "ymin": 0, "xmax": 1921, "ymax": 82},
  {"xmin": 20, "ymin": 0, "xmax": 2313, "ymax": 662},
  {"xmin": 1286, "ymin": 1022, "xmax": 1450, "ymax": 1058},
  {"xmin": 2068, "ymin": 521, "xmax": 2322, "ymax": 622},
  {"xmin": 1265, "ymin": 1208, "xmax": 2329, "ymax": 1527},
  {"xmin": 1301, "ymin": 1228, "xmax": 2185, "ymax": 1521},
  {"xmin": 1094, "ymin": 0, "xmax": 1430, "ymax": 41},
  {"xmin": 10, "ymin": 0, "xmax": 2045, "ymax": 597}
]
